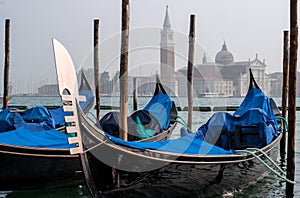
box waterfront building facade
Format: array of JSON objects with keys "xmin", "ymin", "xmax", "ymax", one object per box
[{"xmin": 176, "ymin": 42, "xmax": 269, "ymax": 97}]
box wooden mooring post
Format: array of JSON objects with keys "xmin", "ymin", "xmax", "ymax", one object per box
[
  {"xmin": 119, "ymin": 0, "xmax": 129, "ymax": 141},
  {"xmin": 94, "ymin": 19, "xmax": 101, "ymax": 121},
  {"xmin": 2, "ymin": 19, "xmax": 10, "ymax": 109},
  {"xmin": 286, "ymin": 0, "xmax": 298, "ymax": 196},
  {"xmin": 280, "ymin": 30, "xmax": 289, "ymax": 158},
  {"xmin": 187, "ymin": 15, "xmax": 195, "ymax": 130}
]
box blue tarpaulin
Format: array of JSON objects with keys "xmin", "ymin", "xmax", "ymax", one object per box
[
  {"xmin": 0, "ymin": 107, "xmax": 56, "ymax": 132},
  {"xmin": 49, "ymin": 107, "xmax": 72, "ymax": 127},
  {"xmin": 195, "ymin": 85, "xmax": 279, "ymax": 150},
  {"xmin": 100, "ymin": 93, "xmax": 173, "ymax": 140},
  {"xmin": 0, "ymin": 106, "xmax": 72, "ymax": 149},
  {"xmin": 20, "ymin": 106, "xmax": 56, "ymax": 130},
  {"xmin": 234, "ymin": 87, "xmax": 277, "ymax": 121},
  {"xmin": 143, "ymin": 93, "xmax": 172, "ymax": 130},
  {"xmin": 0, "ymin": 108, "xmax": 17, "ymax": 132},
  {"xmin": 0, "ymin": 127, "xmax": 75, "ymax": 148},
  {"xmin": 106, "ymin": 133, "xmax": 234, "ymax": 155}
]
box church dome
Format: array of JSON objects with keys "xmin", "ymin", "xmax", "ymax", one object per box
[{"xmin": 215, "ymin": 42, "xmax": 234, "ymax": 65}]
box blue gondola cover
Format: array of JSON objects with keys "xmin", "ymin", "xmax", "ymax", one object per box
[
  {"xmin": 195, "ymin": 86, "xmax": 279, "ymax": 150},
  {"xmin": 0, "ymin": 106, "xmax": 73, "ymax": 149},
  {"xmin": 0, "ymin": 108, "xmax": 17, "ymax": 132},
  {"xmin": 20, "ymin": 106, "xmax": 56, "ymax": 130},
  {"xmin": 0, "ymin": 128, "xmax": 75, "ymax": 148},
  {"xmin": 100, "ymin": 92, "xmax": 173, "ymax": 140},
  {"xmin": 143, "ymin": 93, "xmax": 172, "ymax": 130},
  {"xmin": 106, "ymin": 133, "xmax": 234, "ymax": 155}
]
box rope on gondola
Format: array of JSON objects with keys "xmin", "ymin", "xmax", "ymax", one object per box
[
  {"xmin": 236, "ymin": 149, "xmax": 295, "ymax": 184},
  {"xmin": 275, "ymin": 116, "xmax": 288, "ymax": 132},
  {"xmin": 171, "ymin": 114, "xmax": 192, "ymax": 132}
]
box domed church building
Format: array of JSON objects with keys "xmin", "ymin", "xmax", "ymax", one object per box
[
  {"xmin": 177, "ymin": 42, "xmax": 270, "ymax": 97},
  {"xmin": 215, "ymin": 42, "xmax": 234, "ymax": 65},
  {"xmin": 214, "ymin": 42, "xmax": 268, "ymax": 96}
]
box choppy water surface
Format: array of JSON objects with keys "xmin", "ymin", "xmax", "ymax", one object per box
[{"xmin": 1, "ymin": 96, "xmax": 300, "ymax": 197}]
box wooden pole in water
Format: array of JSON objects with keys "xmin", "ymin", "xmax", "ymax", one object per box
[
  {"xmin": 187, "ymin": 15, "xmax": 195, "ymax": 130},
  {"xmin": 94, "ymin": 19, "xmax": 101, "ymax": 121},
  {"xmin": 280, "ymin": 30, "xmax": 289, "ymax": 158},
  {"xmin": 2, "ymin": 19, "xmax": 10, "ymax": 109},
  {"xmin": 133, "ymin": 77, "xmax": 138, "ymax": 111},
  {"xmin": 286, "ymin": 0, "xmax": 298, "ymax": 196},
  {"xmin": 119, "ymin": 0, "xmax": 129, "ymax": 141}
]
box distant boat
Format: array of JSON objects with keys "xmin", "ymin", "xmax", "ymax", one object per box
[
  {"xmin": 0, "ymin": 95, "xmax": 12, "ymax": 101},
  {"xmin": 198, "ymin": 92, "xmax": 226, "ymax": 98}
]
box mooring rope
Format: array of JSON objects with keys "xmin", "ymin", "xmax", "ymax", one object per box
[
  {"xmin": 236, "ymin": 149, "xmax": 295, "ymax": 184},
  {"xmin": 247, "ymin": 147, "xmax": 286, "ymax": 175},
  {"xmin": 82, "ymin": 139, "xmax": 109, "ymax": 153}
]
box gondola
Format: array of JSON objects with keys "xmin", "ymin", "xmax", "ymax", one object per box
[
  {"xmin": 0, "ymin": 71, "xmax": 94, "ymax": 191},
  {"xmin": 52, "ymin": 40, "xmax": 290, "ymax": 197},
  {"xmin": 0, "ymin": 39, "xmax": 177, "ymax": 191}
]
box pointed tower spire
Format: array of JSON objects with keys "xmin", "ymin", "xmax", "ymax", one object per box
[
  {"xmin": 222, "ymin": 41, "xmax": 227, "ymax": 51},
  {"xmin": 202, "ymin": 53, "xmax": 207, "ymax": 64},
  {"xmin": 160, "ymin": 5, "xmax": 176, "ymax": 96},
  {"xmin": 163, "ymin": 5, "xmax": 171, "ymax": 29}
]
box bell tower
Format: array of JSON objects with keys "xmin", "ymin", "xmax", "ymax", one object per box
[{"xmin": 160, "ymin": 6, "xmax": 177, "ymax": 96}]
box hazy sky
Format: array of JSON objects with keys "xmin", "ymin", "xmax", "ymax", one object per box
[{"xmin": 0, "ymin": 0, "xmax": 293, "ymax": 94}]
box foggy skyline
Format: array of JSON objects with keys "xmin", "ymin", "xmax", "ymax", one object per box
[{"xmin": 0, "ymin": 0, "xmax": 293, "ymax": 94}]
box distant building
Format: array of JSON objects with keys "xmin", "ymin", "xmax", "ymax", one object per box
[
  {"xmin": 269, "ymin": 72, "xmax": 283, "ymax": 97},
  {"xmin": 133, "ymin": 76, "xmax": 156, "ymax": 96},
  {"xmin": 100, "ymin": 72, "xmax": 113, "ymax": 94},
  {"xmin": 268, "ymin": 71, "xmax": 300, "ymax": 97},
  {"xmin": 177, "ymin": 42, "xmax": 269, "ymax": 97},
  {"xmin": 38, "ymin": 84, "xmax": 59, "ymax": 96}
]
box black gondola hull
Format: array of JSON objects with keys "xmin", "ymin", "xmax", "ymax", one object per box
[{"xmin": 0, "ymin": 145, "xmax": 82, "ymax": 190}]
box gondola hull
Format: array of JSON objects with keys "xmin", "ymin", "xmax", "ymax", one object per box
[
  {"xmin": 108, "ymin": 140, "xmax": 280, "ymax": 197},
  {"xmin": 0, "ymin": 144, "xmax": 82, "ymax": 190}
]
